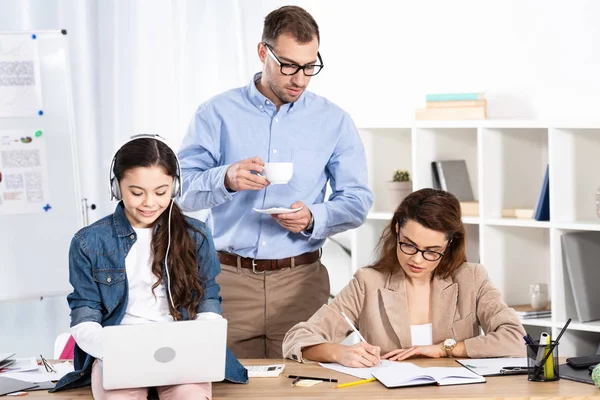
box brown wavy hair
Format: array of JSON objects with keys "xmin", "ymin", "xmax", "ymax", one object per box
[
  {"xmin": 370, "ymin": 188, "xmax": 467, "ymax": 279},
  {"xmin": 262, "ymin": 5, "xmax": 320, "ymax": 45},
  {"xmin": 113, "ymin": 138, "xmax": 204, "ymax": 320}
]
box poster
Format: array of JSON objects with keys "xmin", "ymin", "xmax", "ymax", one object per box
[
  {"xmin": 0, "ymin": 34, "xmax": 43, "ymax": 117},
  {"xmin": 0, "ymin": 131, "xmax": 50, "ymax": 215}
]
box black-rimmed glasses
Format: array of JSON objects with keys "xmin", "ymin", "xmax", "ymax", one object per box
[
  {"xmin": 397, "ymin": 233, "xmax": 449, "ymax": 262},
  {"xmin": 40, "ymin": 354, "xmax": 56, "ymax": 373},
  {"xmin": 263, "ymin": 42, "xmax": 324, "ymax": 76}
]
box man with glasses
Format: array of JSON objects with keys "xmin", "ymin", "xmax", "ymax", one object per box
[{"xmin": 178, "ymin": 5, "xmax": 373, "ymax": 359}]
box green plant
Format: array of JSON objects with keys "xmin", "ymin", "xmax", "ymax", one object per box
[{"xmin": 392, "ymin": 169, "xmax": 410, "ymax": 182}]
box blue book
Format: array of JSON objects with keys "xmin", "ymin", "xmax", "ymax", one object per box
[
  {"xmin": 426, "ymin": 93, "xmax": 485, "ymax": 102},
  {"xmin": 534, "ymin": 165, "xmax": 549, "ymax": 221}
]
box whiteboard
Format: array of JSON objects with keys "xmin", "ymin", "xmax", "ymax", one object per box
[{"xmin": 0, "ymin": 31, "xmax": 82, "ymax": 300}]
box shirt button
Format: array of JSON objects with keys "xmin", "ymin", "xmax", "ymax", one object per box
[
  {"xmin": 129, "ymin": 234, "xmax": 135, "ymax": 239},
  {"xmin": 262, "ymin": 241, "xmax": 266, "ymax": 246},
  {"xmin": 107, "ymin": 276, "xmax": 112, "ymax": 283},
  {"xmin": 266, "ymin": 100, "xmax": 271, "ymax": 105},
  {"xmin": 272, "ymin": 149, "xmax": 277, "ymax": 153},
  {"xmin": 274, "ymin": 118, "xmax": 279, "ymax": 123}
]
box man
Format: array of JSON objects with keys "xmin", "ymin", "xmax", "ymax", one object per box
[{"xmin": 178, "ymin": 5, "xmax": 373, "ymax": 359}]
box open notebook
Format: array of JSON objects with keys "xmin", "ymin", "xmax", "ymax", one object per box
[
  {"xmin": 373, "ymin": 361, "xmax": 486, "ymax": 387},
  {"xmin": 321, "ymin": 360, "xmax": 486, "ymax": 387}
]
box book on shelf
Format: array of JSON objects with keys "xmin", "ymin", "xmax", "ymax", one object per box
[
  {"xmin": 533, "ymin": 165, "xmax": 549, "ymax": 221},
  {"xmin": 426, "ymin": 99, "xmax": 487, "ymax": 108},
  {"xmin": 431, "ymin": 160, "xmax": 475, "ymax": 202},
  {"xmin": 415, "ymin": 106, "xmax": 486, "ymax": 120},
  {"xmin": 425, "ymin": 93, "xmax": 485, "ymax": 102},
  {"xmin": 460, "ymin": 201, "xmax": 479, "ymax": 217},
  {"xmin": 561, "ymin": 231, "xmax": 600, "ymax": 323},
  {"xmin": 502, "ymin": 208, "xmax": 534, "ymax": 219},
  {"xmin": 510, "ymin": 304, "xmax": 551, "ymax": 319}
]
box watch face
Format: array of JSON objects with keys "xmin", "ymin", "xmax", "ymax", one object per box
[{"xmin": 444, "ymin": 338, "xmax": 457, "ymax": 348}]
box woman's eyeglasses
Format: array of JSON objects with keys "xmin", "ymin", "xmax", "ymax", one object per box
[{"xmin": 397, "ymin": 232, "xmax": 450, "ymax": 262}]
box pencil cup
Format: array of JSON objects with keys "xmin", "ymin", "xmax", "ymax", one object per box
[{"xmin": 526, "ymin": 341, "xmax": 559, "ymax": 382}]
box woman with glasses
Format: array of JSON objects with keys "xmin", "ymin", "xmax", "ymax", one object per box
[{"xmin": 282, "ymin": 188, "xmax": 525, "ymax": 367}]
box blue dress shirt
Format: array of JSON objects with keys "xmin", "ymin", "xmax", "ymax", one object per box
[{"xmin": 178, "ymin": 73, "xmax": 373, "ymax": 259}]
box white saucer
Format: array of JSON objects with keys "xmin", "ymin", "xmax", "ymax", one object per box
[{"xmin": 252, "ymin": 206, "xmax": 303, "ymax": 215}]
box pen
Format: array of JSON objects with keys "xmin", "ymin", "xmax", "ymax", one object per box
[
  {"xmin": 532, "ymin": 318, "xmax": 571, "ymax": 380},
  {"xmin": 286, "ymin": 375, "xmax": 338, "ymax": 382},
  {"xmin": 334, "ymin": 377, "xmax": 377, "ymax": 388},
  {"xmin": 341, "ymin": 311, "xmax": 366, "ymax": 342}
]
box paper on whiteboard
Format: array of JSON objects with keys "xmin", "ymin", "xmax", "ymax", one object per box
[
  {"xmin": 0, "ymin": 131, "xmax": 51, "ymax": 215},
  {"xmin": 0, "ymin": 34, "xmax": 43, "ymax": 117}
]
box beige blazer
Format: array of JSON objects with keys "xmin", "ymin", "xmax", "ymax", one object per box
[{"xmin": 283, "ymin": 262, "xmax": 526, "ymax": 362}]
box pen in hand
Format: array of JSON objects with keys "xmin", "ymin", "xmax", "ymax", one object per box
[{"xmin": 341, "ymin": 311, "xmax": 367, "ymax": 342}]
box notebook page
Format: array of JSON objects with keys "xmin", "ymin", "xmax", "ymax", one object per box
[
  {"xmin": 426, "ymin": 366, "xmax": 486, "ymax": 385},
  {"xmin": 372, "ymin": 362, "xmax": 436, "ymax": 387}
]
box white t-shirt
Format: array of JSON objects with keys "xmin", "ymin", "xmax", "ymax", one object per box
[
  {"xmin": 120, "ymin": 227, "xmax": 172, "ymax": 325},
  {"xmin": 410, "ymin": 323, "xmax": 433, "ymax": 346}
]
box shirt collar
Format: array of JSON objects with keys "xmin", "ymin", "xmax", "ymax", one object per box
[{"xmin": 247, "ymin": 72, "xmax": 307, "ymax": 113}]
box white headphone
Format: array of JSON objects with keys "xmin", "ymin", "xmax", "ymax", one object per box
[
  {"xmin": 108, "ymin": 134, "xmax": 182, "ymax": 201},
  {"xmin": 108, "ymin": 133, "xmax": 181, "ymax": 312}
]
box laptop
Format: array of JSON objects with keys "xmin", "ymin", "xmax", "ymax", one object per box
[
  {"xmin": 558, "ymin": 363, "xmax": 595, "ymax": 385},
  {"xmin": 102, "ymin": 319, "xmax": 227, "ymax": 390}
]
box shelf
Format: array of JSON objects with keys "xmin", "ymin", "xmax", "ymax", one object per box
[
  {"xmin": 462, "ymin": 216, "xmax": 480, "ymax": 225},
  {"xmin": 484, "ymin": 218, "xmax": 551, "ymax": 228},
  {"xmin": 561, "ymin": 320, "xmax": 600, "ymax": 334},
  {"xmin": 367, "ymin": 212, "xmax": 394, "ymax": 220},
  {"xmin": 414, "ymin": 119, "xmax": 549, "ymax": 129},
  {"xmin": 520, "ymin": 318, "xmax": 553, "ymax": 328},
  {"xmin": 553, "ymin": 220, "xmax": 600, "ymax": 231}
]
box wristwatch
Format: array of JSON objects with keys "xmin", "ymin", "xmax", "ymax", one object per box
[
  {"xmin": 305, "ymin": 215, "xmax": 315, "ymax": 233},
  {"xmin": 442, "ymin": 338, "xmax": 457, "ymax": 357}
]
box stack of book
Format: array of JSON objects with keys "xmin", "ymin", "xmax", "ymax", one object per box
[
  {"xmin": 511, "ymin": 304, "xmax": 552, "ymax": 319},
  {"xmin": 415, "ymin": 93, "xmax": 487, "ymax": 120}
]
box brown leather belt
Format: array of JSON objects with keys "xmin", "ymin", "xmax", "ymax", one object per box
[{"xmin": 217, "ymin": 250, "xmax": 321, "ymax": 273}]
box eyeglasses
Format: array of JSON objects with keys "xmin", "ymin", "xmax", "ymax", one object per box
[
  {"xmin": 397, "ymin": 233, "xmax": 449, "ymax": 262},
  {"xmin": 262, "ymin": 42, "xmax": 324, "ymax": 76},
  {"xmin": 40, "ymin": 354, "xmax": 56, "ymax": 373}
]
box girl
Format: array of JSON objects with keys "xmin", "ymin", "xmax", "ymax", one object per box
[
  {"xmin": 283, "ymin": 188, "xmax": 526, "ymax": 367},
  {"xmin": 52, "ymin": 135, "xmax": 247, "ymax": 398}
]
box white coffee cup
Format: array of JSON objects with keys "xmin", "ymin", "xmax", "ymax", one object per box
[{"xmin": 263, "ymin": 162, "xmax": 293, "ymax": 184}]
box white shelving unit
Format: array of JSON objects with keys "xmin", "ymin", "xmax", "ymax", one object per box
[{"xmin": 351, "ymin": 120, "xmax": 600, "ymax": 357}]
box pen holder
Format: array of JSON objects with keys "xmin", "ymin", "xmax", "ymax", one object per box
[{"xmin": 526, "ymin": 341, "xmax": 559, "ymax": 382}]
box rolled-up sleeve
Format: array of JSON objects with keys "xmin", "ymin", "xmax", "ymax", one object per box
[
  {"xmin": 67, "ymin": 235, "xmax": 103, "ymax": 327},
  {"xmin": 195, "ymin": 226, "xmax": 223, "ymax": 315}
]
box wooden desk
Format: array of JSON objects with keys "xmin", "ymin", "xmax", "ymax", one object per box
[{"xmin": 24, "ymin": 358, "xmax": 600, "ymax": 399}]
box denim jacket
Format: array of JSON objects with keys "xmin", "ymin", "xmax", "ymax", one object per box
[{"xmin": 51, "ymin": 203, "xmax": 248, "ymax": 392}]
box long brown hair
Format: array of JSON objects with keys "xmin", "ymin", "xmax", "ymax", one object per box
[
  {"xmin": 371, "ymin": 188, "xmax": 467, "ymax": 279},
  {"xmin": 113, "ymin": 138, "xmax": 204, "ymax": 320}
]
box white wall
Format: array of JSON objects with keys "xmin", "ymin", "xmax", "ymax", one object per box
[{"xmin": 1, "ymin": 0, "xmax": 599, "ymax": 356}]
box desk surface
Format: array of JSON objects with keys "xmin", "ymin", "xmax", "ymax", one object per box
[{"xmin": 24, "ymin": 358, "xmax": 600, "ymax": 399}]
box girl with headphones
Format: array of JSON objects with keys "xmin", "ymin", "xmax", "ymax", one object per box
[{"xmin": 52, "ymin": 135, "xmax": 247, "ymax": 398}]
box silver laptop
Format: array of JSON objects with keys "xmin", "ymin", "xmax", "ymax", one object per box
[{"xmin": 102, "ymin": 319, "xmax": 227, "ymax": 390}]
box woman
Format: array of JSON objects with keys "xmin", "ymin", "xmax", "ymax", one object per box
[
  {"xmin": 52, "ymin": 136, "xmax": 247, "ymax": 398},
  {"xmin": 283, "ymin": 188, "xmax": 525, "ymax": 367}
]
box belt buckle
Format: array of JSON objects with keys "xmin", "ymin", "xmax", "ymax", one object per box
[{"xmin": 251, "ymin": 259, "xmax": 264, "ymax": 275}]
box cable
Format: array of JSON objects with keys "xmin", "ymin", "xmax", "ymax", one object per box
[{"xmin": 164, "ymin": 200, "xmax": 176, "ymax": 311}]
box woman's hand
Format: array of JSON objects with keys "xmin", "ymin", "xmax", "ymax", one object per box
[
  {"xmin": 335, "ymin": 341, "xmax": 381, "ymax": 367},
  {"xmin": 381, "ymin": 344, "xmax": 446, "ymax": 361}
]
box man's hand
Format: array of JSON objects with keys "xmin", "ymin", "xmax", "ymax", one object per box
[
  {"xmin": 381, "ymin": 344, "xmax": 446, "ymax": 361},
  {"xmin": 224, "ymin": 157, "xmax": 269, "ymax": 192},
  {"xmin": 272, "ymin": 201, "xmax": 312, "ymax": 233}
]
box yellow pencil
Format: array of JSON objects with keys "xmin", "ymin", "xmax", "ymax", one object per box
[{"xmin": 334, "ymin": 377, "xmax": 377, "ymax": 388}]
